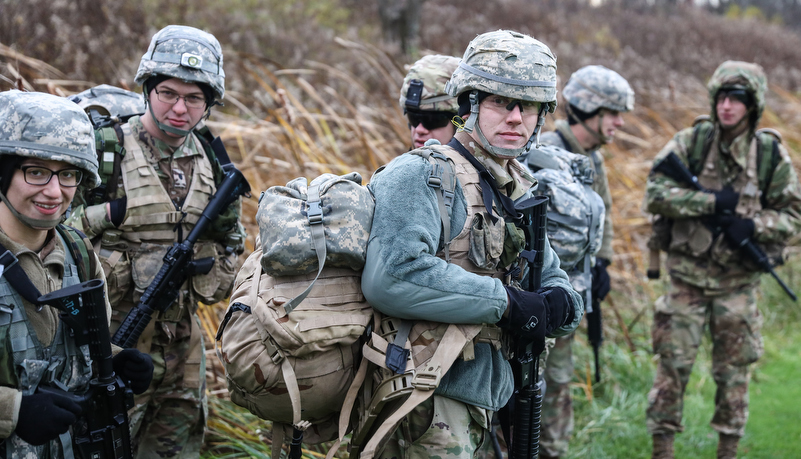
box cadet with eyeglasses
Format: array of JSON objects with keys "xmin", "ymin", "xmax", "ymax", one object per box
[
  {"xmin": 357, "ymin": 30, "xmax": 582, "ymax": 459},
  {"xmin": 65, "ymin": 25, "xmax": 246, "ymax": 458},
  {"xmin": 399, "ymin": 54, "xmax": 461, "ymax": 149},
  {"xmin": 0, "ymin": 90, "xmax": 153, "ymax": 458},
  {"xmin": 644, "ymin": 61, "xmax": 801, "ymax": 459}
]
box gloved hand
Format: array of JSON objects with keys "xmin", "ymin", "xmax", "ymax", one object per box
[
  {"xmin": 591, "ymin": 257, "xmax": 611, "ymax": 301},
  {"xmin": 108, "ymin": 196, "xmax": 127, "ymax": 227},
  {"xmin": 113, "ymin": 349, "xmax": 154, "ymax": 394},
  {"xmin": 713, "ymin": 186, "xmax": 739, "ymax": 215},
  {"xmin": 499, "ymin": 286, "xmax": 575, "ymax": 354},
  {"xmin": 716, "ymin": 215, "xmax": 755, "ymax": 247},
  {"xmin": 16, "ymin": 391, "xmax": 82, "ymax": 445}
]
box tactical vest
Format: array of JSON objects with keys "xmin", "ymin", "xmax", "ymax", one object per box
[
  {"xmin": 104, "ymin": 123, "xmax": 222, "ymax": 316},
  {"xmin": 666, "ymin": 119, "xmax": 783, "ymax": 268},
  {"xmin": 348, "ymin": 146, "xmax": 509, "ymax": 459},
  {"xmin": 0, "ymin": 230, "xmax": 93, "ymax": 459}
]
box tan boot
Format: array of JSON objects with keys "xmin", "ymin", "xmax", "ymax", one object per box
[
  {"xmin": 717, "ymin": 433, "xmax": 740, "ymax": 459},
  {"xmin": 652, "ymin": 433, "xmax": 675, "ymax": 459}
]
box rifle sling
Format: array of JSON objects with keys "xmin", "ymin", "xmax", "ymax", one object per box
[
  {"xmin": 0, "ymin": 244, "xmax": 43, "ymax": 306},
  {"xmin": 447, "ymin": 138, "xmax": 519, "ymax": 224}
]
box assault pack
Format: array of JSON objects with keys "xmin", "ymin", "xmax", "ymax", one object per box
[
  {"xmin": 215, "ymin": 147, "xmax": 461, "ymax": 459},
  {"xmin": 646, "ymin": 116, "xmax": 783, "ymax": 278},
  {"xmin": 522, "ymin": 144, "xmax": 605, "ymax": 304}
]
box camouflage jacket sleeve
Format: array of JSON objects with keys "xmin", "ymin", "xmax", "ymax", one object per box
[
  {"xmin": 592, "ymin": 150, "xmax": 615, "ymax": 260},
  {"xmin": 752, "ymin": 142, "xmax": 801, "ymax": 245},
  {"xmin": 645, "ymin": 128, "xmax": 716, "ymax": 218},
  {"xmin": 64, "ymin": 193, "xmax": 117, "ymax": 240}
]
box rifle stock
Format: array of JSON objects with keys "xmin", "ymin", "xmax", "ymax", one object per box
[
  {"xmin": 38, "ymin": 279, "xmax": 134, "ymax": 459},
  {"xmin": 112, "ymin": 164, "xmax": 251, "ymax": 348},
  {"xmin": 653, "ymin": 152, "xmax": 796, "ymax": 301}
]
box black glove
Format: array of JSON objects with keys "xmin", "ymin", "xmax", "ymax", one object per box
[
  {"xmin": 591, "ymin": 257, "xmax": 611, "ymax": 301},
  {"xmin": 713, "ymin": 186, "xmax": 739, "ymax": 215},
  {"xmin": 16, "ymin": 391, "xmax": 82, "ymax": 445},
  {"xmin": 717, "ymin": 216, "xmax": 755, "ymax": 247},
  {"xmin": 113, "ymin": 349, "xmax": 154, "ymax": 394},
  {"xmin": 108, "ymin": 196, "xmax": 127, "ymax": 227},
  {"xmin": 499, "ymin": 286, "xmax": 575, "ymax": 355}
]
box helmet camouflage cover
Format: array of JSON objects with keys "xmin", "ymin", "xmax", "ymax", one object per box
[
  {"xmin": 135, "ymin": 25, "xmax": 225, "ymax": 100},
  {"xmin": 0, "ymin": 90, "xmax": 100, "ymax": 188},
  {"xmin": 562, "ymin": 65, "xmax": 634, "ymax": 113},
  {"xmin": 69, "ymin": 84, "xmax": 146, "ymax": 117},
  {"xmin": 446, "ymin": 29, "xmax": 558, "ymax": 113},
  {"xmin": 707, "ymin": 60, "xmax": 767, "ymax": 125},
  {"xmin": 399, "ymin": 54, "xmax": 461, "ymax": 113}
]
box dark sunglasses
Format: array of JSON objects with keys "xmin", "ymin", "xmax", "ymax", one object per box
[
  {"xmin": 406, "ymin": 111, "xmax": 454, "ymax": 130},
  {"xmin": 716, "ymin": 88, "xmax": 750, "ymax": 106}
]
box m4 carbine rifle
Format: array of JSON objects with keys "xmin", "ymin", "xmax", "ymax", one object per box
[
  {"xmin": 500, "ymin": 195, "xmax": 549, "ymax": 459},
  {"xmin": 38, "ymin": 279, "xmax": 134, "ymax": 459},
  {"xmin": 652, "ymin": 151, "xmax": 796, "ymax": 301},
  {"xmin": 111, "ymin": 163, "xmax": 251, "ymax": 347}
]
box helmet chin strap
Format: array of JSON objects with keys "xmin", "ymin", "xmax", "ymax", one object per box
[
  {"xmin": 463, "ymin": 91, "xmax": 549, "ymax": 159},
  {"xmin": 567, "ymin": 104, "xmax": 608, "ymax": 148},
  {"xmin": 0, "ymin": 189, "xmax": 62, "ymax": 230}
]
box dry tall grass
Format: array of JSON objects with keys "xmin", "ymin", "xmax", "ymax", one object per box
[{"xmin": 4, "ymin": 1, "xmax": 801, "ymax": 456}]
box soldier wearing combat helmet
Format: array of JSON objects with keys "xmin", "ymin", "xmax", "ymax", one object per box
[
  {"xmin": 536, "ymin": 64, "xmax": 635, "ymax": 459},
  {"xmin": 399, "ymin": 54, "xmax": 460, "ymax": 149},
  {"xmin": 0, "ymin": 90, "xmax": 153, "ymax": 458},
  {"xmin": 644, "ymin": 61, "xmax": 801, "ymax": 459},
  {"xmin": 356, "ymin": 30, "xmax": 582, "ymax": 458},
  {"xmin": 65, "ymin": 25, "xmax": 246, "ymax": 458}
]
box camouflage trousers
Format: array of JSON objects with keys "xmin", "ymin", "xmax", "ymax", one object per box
[
  {"xmin": 540, "ymin": 332, "xmax": 575, "ymax": 458},
  {"xmin": 125, "ymin": 311, "xmax": 208, "ymax": 458},
  {"xmin": 646, "ymin": 277, "xmax": 763, "ymax": 438},
  {"xmin": 379, "ymin": 395, "xmax": 491, "ymax": 459}
]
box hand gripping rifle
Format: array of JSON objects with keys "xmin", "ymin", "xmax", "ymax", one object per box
[
  {"xmin": 498, "ymin": 195, "xmax": 549, "ymax": 459},
  {"xmin": 111, "ymin": 163, "xmax": 251, "ymax": 347},
  {"xmin": 38, "ymin": 279, "xmax": 134, "ymax": 459},
  {"xmin": 653, "ymin": 152, "xmax": 796, "ymax": 301}
]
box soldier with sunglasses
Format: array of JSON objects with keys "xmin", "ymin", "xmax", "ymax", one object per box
[
  {"xmin": 644, "ymin": 61, "xmax": 801, "ymax": 459},
  {"xmin": 399, "ymin": 54, "xmax": 460, "ymax": 149}
]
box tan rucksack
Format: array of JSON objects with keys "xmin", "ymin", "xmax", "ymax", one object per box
[{"xmin": 215, "ymin": 172, "xmax": 376, "ymax": 456}]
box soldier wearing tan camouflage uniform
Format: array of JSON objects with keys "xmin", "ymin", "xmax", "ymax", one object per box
[
  {"xmin": 0, "ymin": 90, "xmax": 153, "ymax": 458},
  {"xmin": 66, "ymin": 25, "xmax": 245, "ymax": 458},
  {"xmin": 358, "ymin": 30, "xmax": 583, "ymax": 459},
  {"xmin": 644, "ymin": 61, "xmax": 801, "ymax": 459},
  {"xmin": 537, "ymin": 65, "xmax": 634, "ymax": 459},
  {"xmin": 399, "ymin": 54, "xmax": 460, "ymax": 149}
]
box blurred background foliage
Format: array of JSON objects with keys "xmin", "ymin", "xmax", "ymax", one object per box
[{"xmin": 3, "ymin": 0, "xmax": 801, "ymax": 457}]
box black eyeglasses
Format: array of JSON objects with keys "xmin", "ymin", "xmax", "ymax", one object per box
[
  {"xmin": 18, "ymin": 165, "xmax": 83, "ymax": 187},
  {"xmin": 153, "ymin": 87, "xmax": 207, "ymax": 109},
  {"xmin": 716, "ymin": 88, "xmax": 750, "ymax": 106},
  {"xmin": 406, "ymin": 111, "xmax": 455, "ymax": 130}
]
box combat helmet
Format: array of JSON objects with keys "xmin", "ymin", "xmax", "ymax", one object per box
[
  {"xmin": 399, "ymin": 54, "xmax": 460, "ymax": 113},
  {"xmin": 135, "ymin": 25, "xmax": 225, "ymax": 136},
  {"xmin": 69, "ymin": 84, "xmax": 146, "ymax": 117},
  {"xmin": 445, "ymin": 29, "xmax": 558, "ymax": 159},
  {"xmin": 707, "ymin": 60, "xmax": 767, "ymax": 128},
  {"xmin": 562, "ymin": 65, "xmax": 634, "ymax": 144},
  {"xmin": 0, "ymin": 90, "xmax": 99, "ymax": 228}
]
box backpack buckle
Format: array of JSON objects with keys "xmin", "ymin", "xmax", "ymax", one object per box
[
  {"xmin": 306, "ymin": 200, "xmax": 323, "ymax": 225},
  {"xmin": 411, "ymin": 365, "xmax": 441, "ymax": 391},
  {"xmin": 263, "ymin": 336, "xmax": 285, "ymax": 365}
]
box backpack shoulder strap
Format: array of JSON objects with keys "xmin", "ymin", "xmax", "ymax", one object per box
[
  {"xmin": 689, "ymin": 117, "xmax": 714, "ymax": 176},
  {"xmin": 55, "ymin": 225, "xmax": 97, "ymax": 283},
  {"xmin": 408, "ymin": 147, "xmax": 457, "ymax": 262},
  {"xmin": 755, "ymin": 128, "xmax": 783, "ymax": 205}
]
